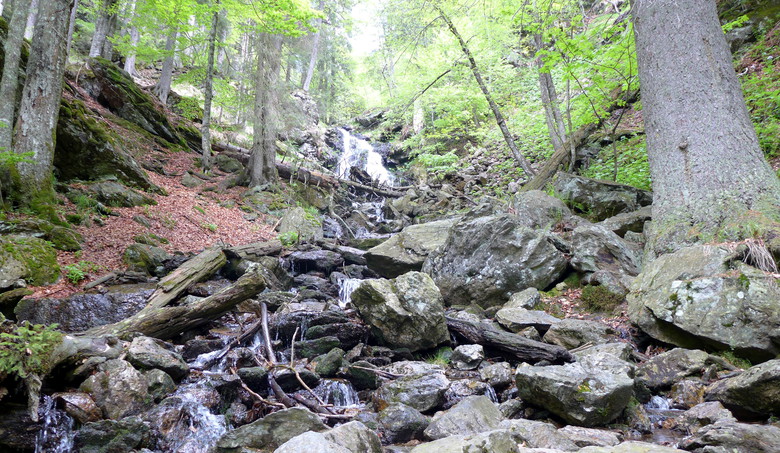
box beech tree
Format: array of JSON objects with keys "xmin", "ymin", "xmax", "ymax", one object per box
[{"xmin": 633, "ymin": 0, "xmax": 780, "ymax": 256}]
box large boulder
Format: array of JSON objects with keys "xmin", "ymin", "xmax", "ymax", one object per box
[
  {"xmin": 350, "ymin": 271, "xmax": 448, "ymax": 352},
  {"xmin": 552, "ymin": 172, "xmax": 652, "ymax": 221},
  {"xmin": 680, "ymin": 420, "xmax": 780, "ymax": 453},
  {"xmin": 509, "ymin": 189, "xmax": 575, "ymax": 229},
  {"xmin": 55, "ymin": 98, "xmax": 158, "ymax": 191},
  {"xmin": 274, "ymin": 432, "xmax": 350, "ymax": 453},
  {"xmin": 636, "ymin": 348, "xmax": 710, "ymax": 390},
  {"xmin": 0, "ymin": 235, "xmax": 59, "ymax": 290},
  {"xmin": 83, "ymin": 58, "xmax": 183, "ymax": 145},
  {"xmin": 126, "ymin": 336, "xmax": 188, "ymax": 380},
  {"xmin": 277, "ymin": 207, "xmax": 323, "ymax": 243},
  {"xmin": 373, "ymin": 369, "xmax": 450, "ymax": 413},
  {"xmin": 424, "ymin": 395, "xmax": 504, "ymax": 440},
  {"xmin": 499, "ymin": 419, "xmax": 579, "ymax": 451},
  {"xmin": 409, "ymin": 429, "xmax": 528, "ymax": 453},
  {"xmin": 322, "ymin": 421, "xmax": 382, "ymax": 453},
  {"xmin": 422, "ymin": 213, "xmax": 568, "ymax": 308},
  {"xmin": 378, "ymin": 403, "xmax": 429, "ymax": 444},
  {"xmin": 216, "ymin": 407, "xmax": 327, "ymax": 452},
  {"xmin": 83, "ymin": 181, "xmax": 156, "ymax": 207},
  {"xmin": 514, "ymin": 351, "xmax": 634, "ymax": 427},
  {"xmin": 15, "ymin": 284, "xmax": 153, "ymax": 332},
  {"xmin": 79, "ymin": 359, "xmax": 151, "ymax": 420},
  {"xmin": 73, "ymin": 416, "xmax": 152, "ymax": 453},
  {"xmin": 705, "ymin": 359, "xmax": 780, "ymax": 418},
  {"xmin": 365, "ymin": 218, "xmax": 457, "ymax": 278},
  {"xmin": 578, "ymin": 441, "xmax": 685, "ymax": 452},
  {"xmin": 123, "ymin": 243, "xmax": 170, "ymax": 276},
  {"xmin": 570, "ymin": 223, "xmax": 642, "ymax": 295},
  {"xmin": 543, "ymin": 319, "xmax": 616, "ymax": 350},
  {"xmin": 628, "ymin": 245, "xmax": 780, "ymax": 362}
]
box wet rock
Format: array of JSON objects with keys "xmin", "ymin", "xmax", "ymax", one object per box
[
  {"xmin": 597, "ymin": 206, "xmax": 652, "ymax": 237},
  {"xmin": 314, "ymin": 348, "xmax": 345, "ymax": 377},
  {"xmin": 509, "ymin": 189, "xmax": 574, "ymax": 230},
  {"xmin": 504, "ymin": 288, "xmax": 542, "ymax": 310},
  {"xmin": 578, "ymin": 441, "xmax": 685, "ymax": 452},
  {"xmin": 351, "ymin": 271, "xmax": 448, "ymax": 352},
  {"xmin": 123, "ymin": 243, "xmax": 170, "ymax": 276},
  {"xmin": 275, "ymin": 366, "xmax": 321, "ymax": 392},
  {"xmin": 322, "ymin": 421, "xmax": 382, "ymax": 453},
  {"xmin": 636, "ymin": 348, "xmax": 709, "ymax": 391},
  {"xmin": 628, "ymin": 245, "xmax": 780, "ymax": 362},
  {"xmin": 480, "ymin": 362, "xmax": 514, "ymax": 388},
  {"xmin": 143, "ymin": 369, "xmax": 176, "ymax": 402},
  {"xmin": 126, "ymin": 336, "xmax": 188, "ymax": 380},
  {"xmin": 496, "ymin": 307, "xmax": 560, "ymax": 335},
  {"xmin": 288, "ymin": 250, "xmax": 344, "ymax": 274},
  {"xmin": 558, "ymin": 425, "xmax": 621, "ymax": 448},
  {"xmin": 216, "ymin": 407, "xmax": 327, "ymax": 452},
  {"xmin": 451, "ymin": 344, "xmax": 484, "ymax": 370},
  {"xmin": 570, "ymin": 223, "xmax": 642, "ymax": 295},
  {"xmin": 15, "ymin": 284, "xmax": 154, "ymax": 332},
  {"xmin": 304, "ymin": 322, "xmax": 369, "ymax": 350},
  {"xmin": 237, "ymin": 366, "xmax": 269, "ymax": 393},
  {"xmin": 74, "ymin": 416, "xmax": 152, "ymax": 453},
  {"xmin": 0, "ymin": 235, "xmax": 59, "ymax": 289},
  {"xmin": 378, "ymin": 403, "xmax": 429, "ymax": 444},
  {"xmin": 705, "ymin": 358, "xmax": 780, "ymax": 418},
  {"xmin": 272, "ymin": 310, "xmax": 351, "ymax": 343},
  {"xmin": 669, "ymin": 379, "xmax": 706, "ymax": 409},
  {"xmin": 500, "ymin": 419, "xmax": 579, "ymax": 451},
  {"xmin": 346, "ymin": 360, "xmax": 380, "ymax": 390},
  {"xmin": 424, "ymin": 395, "xmax": 504, "ymax": 440},
  {"xmin": 374, "ymin": 370, "xmax": 450, "ymax": 413},
  {"xmin": 278, "ymin": 207, "xmax": 323, "ymax": 243},
  {"xmin": 442, "ymin": 379, "xmax": 496, "ymax": 409},
  {"xmin": 79, "ymin": 359, "xmax": 151, "ymax": 420},
  {"xmin": 679, "ymin": 402, "xmax": 736, "ymax": 434},
  {"xmin": 514, "ymin": 352, "xmax": 635, "ymax": 427},
  {"xmin": 423, "ymin": 213, "xmax": 567, "ymax": 308},
  {"xmin": 274, "ymin": 431, "xmax": 350, "ymax": 453},
  {"xmin": 409, "ymin": 429, "xmax": 525, "ymax": 453},
  {"xmin": 292, "ymin": 336, "xmax": 341, "ymax": 359},
  {"xmin": 182, "ymin": 338, "xmax": 225, "ymax": 361},
  {"xmin": 543, "ymin": 319, "xmax": 616, "ymax": 350},
  {"xmin": 53, "ymin": 392, "xmax": 102, "ymax": 424},
  {"xmin": 552, "ymin": 172, "xmax": 652, "ymax": 221},
  {"xmin": 365, "ymin": 218, "xmax": 457, "ymax": 278},
  {"xmin": 680, "ymin": 420, "xmax": 780, "ymax": 453}
]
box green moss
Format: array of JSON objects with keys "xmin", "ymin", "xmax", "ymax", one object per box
[
  {"xmin": 580, "ymin": 285, "xmax": 624, "ymax": 313},
  {"xmin": 0, "ymin": 236, "xmax": 60, "ymax": 286}
]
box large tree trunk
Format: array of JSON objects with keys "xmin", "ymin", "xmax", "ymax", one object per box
[
  {"xmin": 302, "ymin": 0, "xmax": 324, "ymax": 92},
  {"xmin": 2, "ymin": 0, "xmax": 14, "ymax": 21},
  {"xmin": 89, "ymin": 0, "xmax": 118, "ymax": 58},
  {"xmin": 154, "ymin": 27, "xmax": 179, "ymax": 104},
  {"xmin": 10, "ymin": 0, "xmax": 72, "ymax": 208},
  {"xmin": 22, "ymin": 0, "xmax": 35, "ymax": 40},
  {"xmin": 201, "ymin": 1, "xmax": 219, "ymax": 171},
  {"xmin": 533, "ymin": 33, "xmax": 567, "ymax": 153},
  {"xmin": 0, "ymin": 0, "xmax": 33, "ymax": 154},
  {"xmin": 435, "ymin": 6, "xmax": 536, "ymax": 177},
  {"xmin": 65, "ymin": 0, "xmax": 79, "ymax": 54},
  {"xmin": 246, "ymin": 33, "xmax": 282, "ymax": 187},
  {"xmin": 633, "ymin": 0, "xmax": 780, "ymax": 255},
  {"xmin": 122, "ymin": 0, "xmax": 140, "ymax": 76}
]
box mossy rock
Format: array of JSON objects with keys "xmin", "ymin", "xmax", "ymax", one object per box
[
  {"xmin": 123, "ymin": 243, "xmax": 170, "ymax": 276},
  {"xmin": 82, "ymin": 181, "xmax": 157, "ymax": 208},
  {"xmin": 4, "ymin": 218, "xmax": 82, "ymax": 251},
  {"xmin": 0, "ymin": 235, "xmax": 60, "ymax": 289},
  {"xmin": 215, "ymin": 154, "xmax": 243, "ymax": 173}
]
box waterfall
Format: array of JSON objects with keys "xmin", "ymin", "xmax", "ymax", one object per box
[
  {"xmin": 336, "ymin": 129, "xmax": 394, "ymax": 186},
  {"xmin": 337, "ymin": 278, "xmax": 362, "ymax": 308},
  {"xmin": 35, "ymin": 396, "xmax": 75, "ymax": 453},
  {"xmin": 313, "ymin": 380, "xmax": 361, "ymax": 409}
]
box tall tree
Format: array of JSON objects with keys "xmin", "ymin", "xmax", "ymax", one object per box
[
  {"xmin": 302, "ymin": 0, "xmax": 325, "ymax": 92},
  {"xmin": 122, "ymin": 0, "xmax": 141, "ymax": 75},
  {"xmin": 201, "ymin": 0, "xmax": 220, "ymax": 171},
  {"xmin": 154, "ymin": 26, "xmax": 179, "ymax": 104},
  {"xmin": 633, "ymin": 0, "xmax": 780, "ymax": 255},
  {"xmin": 89, "ymin": 0, "xmax": 119, "ymax": 58},
  {"xmin": 10, "ymin": 0, "xmax": 73, "ymax": 209},
  {"xmin": 0, "ymin": 0, "xmax": 33, "ymax": 153},
  {"xmin": 246, "ymin": 32, "xmax": 282, "ymax": 187}
]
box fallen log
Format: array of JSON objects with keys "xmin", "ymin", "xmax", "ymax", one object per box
[
  {"xmin": 446, "ymin": 316, "xmax": 574, "ymax": 364},
  {"xmin": 226, "ymin": 239, "xmax": 284, "ymax": 261},
  {"xmin": 85, "ymin": 266, "xmax": 268, "ymax": 340},
  {"xmin": 146, "ymin": 246, "xmax": 226, "ymax": 310}
]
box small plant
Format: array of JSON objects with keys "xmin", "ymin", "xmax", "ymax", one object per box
[
  {"xmin": 160, "ymin": 214, "xmax": 177, "ymax": 229},
  {"xmin": 202, "ymin": 222, "xmax": 218, "ymax": 232},
  {"xmin": 716, "ymin": 350, "xmax": 752, "ymax": 370},
  {"xmin": 63, "ymin": 261, "xmax": 102, "ymax": 284},
  {"xmin": 279, "ymin": 231, "xmax": 299, "ymax": 247},
  {"xmin": 0, "ymin": 320, "xmax": 63, "ymax": 380},
  {"xmin": 580, "ymin": 285, "xmax": 625, "ymax": 313},
  {"xmin": 193, "ymin": 205, "xmax": 206, "ymax": 215},
  {"xmin": 424, "ymin": 347, "xmax": 452, "ymax": 366}
]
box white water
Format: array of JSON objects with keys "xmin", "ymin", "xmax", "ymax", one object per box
[
  {"xmin": 337, "ymin": 278, "xmax": 363, "ymax": 308},
  {"xmin": 160, "ymin": 384, "xmax": 229, "ymax": 453},
  {"xmin": 35, "ymin": 396, "xmax": 75, "ymax": 453},
  {"xmin": 313, "ymin": 379, "xmax": 361, "ymax": 409},
  {"xmin": 336, "ymin": 129, "xmax": 394, "ymax": 186}
]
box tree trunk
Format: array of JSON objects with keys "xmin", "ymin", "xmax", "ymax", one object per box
[
  {"xmin": 2, "ymin": 0, "xmax": 14, "ymax": 21},
  {"xmin": 10, "ymin": 0, "xmax": 72, "ymax": 207},
  {"xmin": 122, "ymin": 0, "xmax": 139, "ymax": 76},
  {"xmin": 302, "ymin": 0, "xmax": 324, "ymax": 92},
  {"xmin": 435, "ymin": 6, "xmax": 536, "ymax": 177},
  {"xmin": 22, "ymin": 0, "xmax": 35, "ymax": 39},
  {"xmin": 534, "ymin": 33, "xmax": 567, "ymax": 152},
  {"xmin": 201, "ymin": 1, "xmax": 219, "ymax": 171},
  {"xmin": 633, "ymin": 0, "xmax": 780, "ymax": 255},
  {"xmin": 154, "ymin": 27, "xmax": 178, "ymax": 104},
  {"xmin": 65, "ymin": 0, "xmax": 79, "ymax": 54},
  {"xmin": 0, "ymin": 0, "xmax": 33, "ymax": 153},
  {"xmin": 246, "ymin": 33, "xmax": 282, "ymax": 187}
]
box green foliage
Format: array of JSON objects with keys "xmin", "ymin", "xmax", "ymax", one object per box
[
  {"xmin": 742, "ymin": 64, "xmax": 780, "ymax": 158},
  {"xmin": 0, "ymin": 321, "xmax": 63, "ymax": 379},
  {"xmin": 580, "ymin": 285, "xmax": 624, "ymax": 313},
  {"xmin": 582, "ymin": 135, "xmax": 652, "ymax": 191},
  {"xmin": 715, "ymin": 350, "xmax": 752, "ymax": 370},
  {"xmin": 202, "ymin": 222, "xmax": 218, "ymax": 232},
  {"xmin": 63, "ymin": 260, "xmax": 102, "ymax": 284},
  {"xmin": 279, "ymin": 230, "xmax": 299, "ymax": 247},
  {"xmin": 424, "ymin": 346, "xmax": 452, "ymax": 366},
  {"xmin": 722, "ymin": 14, "xmax": 750, "ymax": 33}
]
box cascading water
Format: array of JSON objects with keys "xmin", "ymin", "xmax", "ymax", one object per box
[
  {"xmin": 156, "ymin": 384, "xmax": 229, "ymax": 453},
  {"xmin": 312, "ymin": 380, "xmax": 361, "ymax": 409},
  {"xmin": 336, "ymin": 128, "xmax": 394, "ymax": 187},
  {"xmin": 337, "ymin": 278, "xmax": 363, "ymax": 308},
  {"xmin": 35, "ymin": 396, "xmax": 75, "ymax": 453}
]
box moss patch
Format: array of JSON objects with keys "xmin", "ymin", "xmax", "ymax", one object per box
[{"xmin": 0, "ymin": 235, "xmax": 60, "ymax": 287}]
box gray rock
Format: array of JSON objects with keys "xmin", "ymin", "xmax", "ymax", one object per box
[
  {"xmin": 570, "ymin": 223, "xmax": 641, "ymax": 294},
  {"xmin": 274, "ymin": 431, "xmax": 350, "ymax": 453},
  {"xmin": 451, "ymin": 345, "xmax": 484, "ymax": 370},
  {"xmin": 572, "ymin": 343, "xmax": 634, "ymax": 362},
  {"xmin": 514, "ymin": 352, "xmax": 635, "ymax": 427},
  {"xmin": 365, "ymin": 218, "xmax": 457, "ymax": 278},
  {"xmin": 705, "ymin": 358, "xmax": 780, "ymax": 417},
  {"xmin": 123, "ymin": 243, "xmax": 170, "ymax": 276},
  {"xmin": 480, "ymin": 362, "xmax": 514, "ymax": 388},
  {"xmin": 496, "ymin": 307, "xmax": 560, "ymax": 334},
  {"xmin": 385, "ymin": 361, "xmax": 445, "ymax": 376},
  {"xmin": 500, "ymin": 419, "xmax": 579, "ymax": 451},
  {"xmin": 53, "ymin": 392, "xmax": 102, "ymax": 425},
  {"xmin": 410, "ymin": 429, "xmax": 530, "ymax": 453},
  {"xmin": 126, "ymin": 336, "xmax": 188, "ymax": 380},
  {"xmin": 424, "ymin": 395, "xmax": 504, "ymax": 440},
  {"xmin": 314, "ymin": 348, "xmax": 345, "ymax": 377},
  {"xmin": 669, "ymin": 379, "xmax": 707, "ymax": 409},
  {"xmin": 505, "ymin": 288, "xmax": 542, "ymax": 310},
  {"xmin": 442, "ymin": 379, "xmax": 496, "ymax": 409},
  {"xmin": 143, "ymin": 369, "xmax": 175, "ymax": 402},
  {"xmin": 423, "ymin": 213, "xmax": 568, "ymax": 308},
  {"xmin": 552, "ymin": 172, "xmax": 652, "ymax": 221},
  {"xmin": 346, "ymin": 360, "xmax": 380, "ymax": 390},
  {"xmin": 579, "ymin": 441, "xmax": 685, "ymax": 452},
  {"xmin": 79, "ymin": 359, "xmax": 150, "ymax": 420},
  {"xmin": 374, "ymin": 370, "xmax": 450, "ymax": 413},
  {"xmin": 597, "ymin": 206, "xmax": 652, "ymax": 237},
  {"xmin": 379, "ymin": 403, "xmax": 429, "ymax": 444},
  {"xmin": 636, "ymin": 348, "xmax": 710, "ymax": 390},
  {"xmin": 509, "ymin": 189, "xmax": 574, "ymax": 230},
  {"xmin": 628, "ymin": 245, "xmax": 780, "ymax": 362},
  {"xmin": 679, "ymin": 402, "xmax": 736, "ymax": 434},
  {"xmin": 351, "ymin": 272, "xmax": 448, "ymax": 352},
  {"xmin": 217, "ymin": 407, "xmax": 327, "ymax": 451},
  {"xmin": 288, "ymin": 250, "xmax": 344, "ymax": 274},
  {"xmin": 278, "ymin": 207, "xmax": 323, "ymax": 243},
  {"xmin": 680, "ymin": 420, "xmax": 780, "ymax": 453},
  {"xmin": 73, "ymin": 416, "xmax": 151, "ymax": 453},
  {"xmin": 543, "ymin": 319, "xmax": 616, "ymax": 349},
  {"xmin": 215, "ymin": 154, "xmax": 243, "ymax": 173},
  {"xmin": 237, "ymin": 366, "xmax": 269, "ymax": 393},
  {"xmin": 322, "ymin": 421, "xmax": 382, "ymax": 453},
  {"xmin": 86, "ymin": 181, "xmax": 156, "ymax": 207},
  {"xmin": 181, "ymin": 172, "xmax": 201, "ymax": 188},
  {"xmin": 557, "ymin": 426, "xmax": 621, "ymax": 448},
  {"xmin": 0, "ymin": 235, "xmax": 59, "ymax": 289}
]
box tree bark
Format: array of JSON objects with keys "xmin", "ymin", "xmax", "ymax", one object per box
[
  {"xmin": 0, "ymin": 0, "xmax": 33, "ymax": 153},
  {"xmin": 633, "ymin": 0, "xmax": 780, "ymax": 255},
  {"xmin": 533, "ymin": 33, "xmax": 567, "ymax": 153},
  {"xmin": 122, "ymin": 0, "xmax": 140, "ymax": 76},
  {"xmin": 302, "ymin": 0, "xmax": 324, "ymax": 92},
  {"xmin": 154, "ymin": 27, "xmax": 179, "ymax": 104},
  {"xmin": 201, "ymin": 1, "xmax": 219, "ymax": 171},
  {"xmin": 435, "ymin": 6, "xmax": 536, "ymax": 177},
  {"xmin": 65, "ymin": 0, "xmax": 79, "ymax": 54},
  {"xmin": 22, "ymin": 0, "xmax": 35, "ymax": 40},
  {"xmin": 145, "ymin": 246, "xmax": 226, "ymax": 310},
  {"xmin": 2, "ymin": 0, "xmax": 14, "ymax": 21},
  {"xmin": 89, "ymin": 0, "xmax": 118, "ymax": 58},
  {"xmin": 246, "ymin": 33, "xmax": 282, "ymax": 187},
  {"xmin": 10, "ymin": 0, "xmax": 72, "ymax": 207}
]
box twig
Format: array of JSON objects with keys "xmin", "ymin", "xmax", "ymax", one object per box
[{"xmin": 261, "ymin": 302, "xmax": 276, "ymax": 365}]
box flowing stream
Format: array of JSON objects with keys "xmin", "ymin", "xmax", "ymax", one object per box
[{"xmin": 336, "ymin": 128, "xmax": 394, "ymax": 187}]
